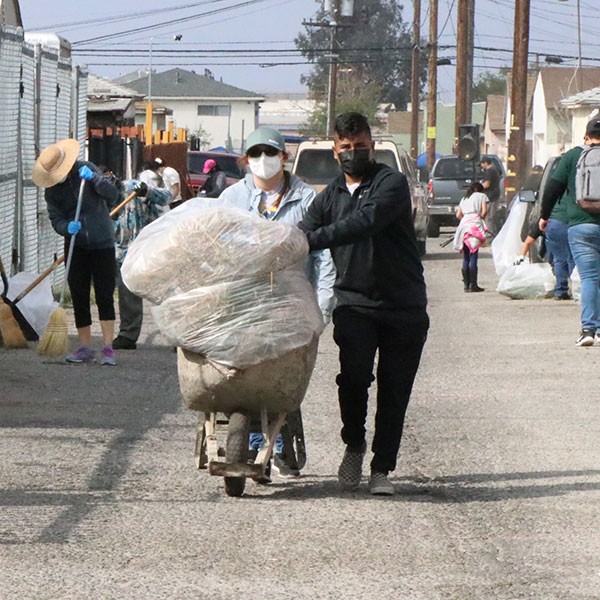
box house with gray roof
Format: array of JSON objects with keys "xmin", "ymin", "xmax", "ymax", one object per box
[
  {"xmin": 561, "ymin": 85, "xmax": 600, "ymax": 145},
  {"xmin": 119, "ymin": 67, "xmax": 265, "ymax": 151}
]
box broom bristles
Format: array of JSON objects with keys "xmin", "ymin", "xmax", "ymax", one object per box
[
  {"xmin": 0, "ymin": 299, "xmax": 29, "ymax": 349},
  {"xmin": 37, "ymin": 306, "xmax": 69, "ymax": 357}
]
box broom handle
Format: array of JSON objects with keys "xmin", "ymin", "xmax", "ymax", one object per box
[
  {"xmin": 59, "ymin": 179, "xmax": 86, "ymax": 307},
  {"xmin": 14, "ymin": 191, "xmax": 137, "ymax": 305}
]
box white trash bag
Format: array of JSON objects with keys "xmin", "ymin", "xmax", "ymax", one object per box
[
  {"xmin": 492, "ymin": 197, "xmax": 528, "ymax": 277},
  {"xmin": 496, "ymin": 262, "xmax": 555, "ymax": 299},
  {"xmin": 6, "ymin": 272, "xmax": 57, "ymax": 337}
]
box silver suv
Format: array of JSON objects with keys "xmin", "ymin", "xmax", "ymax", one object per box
[{"xmin": 292, "ymin": 139, "xmax": 429, "ymax": 256}]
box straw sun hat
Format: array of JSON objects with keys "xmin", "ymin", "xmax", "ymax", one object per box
[{"xmin": 32, "ymin": 138, "xmax": 80, "ymax": 188}]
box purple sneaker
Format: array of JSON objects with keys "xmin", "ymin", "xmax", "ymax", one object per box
[
  {"xmin": 101, "ymin": 345, "xmax": 117, "ymax": 366},
  {"xmin": 65, "ymin": 346, "xmax": 95, "ymax": 363}
]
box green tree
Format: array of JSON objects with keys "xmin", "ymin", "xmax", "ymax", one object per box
[
  {"xmin": 295, "ymin": 0, "xmax": 417, "ymax": 119},
  {"xmin": 471, "ymin": 70, "xmax": 508, "ymax": 102},
  {"xmin": 300, "ymin": 71, "xmax": 383, "ymax": 136}
]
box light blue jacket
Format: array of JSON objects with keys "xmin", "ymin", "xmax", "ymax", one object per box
[{"xmin": 218, "ymin": 173, "xmax": 336, "ymax": 321}]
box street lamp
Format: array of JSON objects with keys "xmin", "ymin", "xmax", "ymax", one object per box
[
  {"xmin": 146, "ymin": 34, "xmax": 182, "ymax": 145},
  {"xmin": 148, "ymin": 34, "xmax": 183, "ymax": 101}
]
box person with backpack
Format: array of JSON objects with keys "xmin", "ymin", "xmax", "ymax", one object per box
[{"xmin": 539, "ymin": 117, "xmax": 600, "ymax": 346}]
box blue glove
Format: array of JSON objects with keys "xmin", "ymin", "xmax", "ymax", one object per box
[
  {"xmin": 67, "ymin": 221, "xmax": 81, "ymax": 235},
  {"xmin": 79, "ymin": 165, "xmax": 95, "ymax": 181}
]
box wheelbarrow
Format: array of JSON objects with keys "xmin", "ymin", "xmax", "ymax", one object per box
[{"xmin": 177, "ymin": 337, "xmax": 318, "ymax": 497}]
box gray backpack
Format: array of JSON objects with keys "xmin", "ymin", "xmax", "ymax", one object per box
[{"xmin": 575, "ymin": 144, "xmax": 600, "ymax": 214}]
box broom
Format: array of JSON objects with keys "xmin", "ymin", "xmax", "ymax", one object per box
[
  {"xmin": 37, "ymin": 179, "xmax": 86, "ymax": 357},
  {"xmin": 0, "ymin": 257, "xmax": 29, "ymax": 349}
]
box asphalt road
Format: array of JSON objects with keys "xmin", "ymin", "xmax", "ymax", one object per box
[{"xmin": 1, "ymin": 241, "xmax": 599, "ymax": 599}]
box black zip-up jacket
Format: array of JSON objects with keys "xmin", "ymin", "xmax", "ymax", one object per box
[
  {"xmin": 46, "ymin": 160, "xmax": 119, "ymax": 250},
  {"xmin": 298, "ymin": 162, "xmax": 427, "ymax": 312}
]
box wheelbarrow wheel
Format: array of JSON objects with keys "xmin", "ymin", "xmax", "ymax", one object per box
[{"xmin": 224, "ymin": 412, "xmax": 249, "ymax": 497}]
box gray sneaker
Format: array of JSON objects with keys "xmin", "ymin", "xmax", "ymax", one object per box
[
  {"xmin": 368, "ymin": 471, "xmax": 395, "ymax": 496},
  {"xmin": 65, "ymin": 346, "xmax": 95, "ymax": 363},
  {"xmin": 337, "ymin": 442, "xmax": 366, "ymax": 490}
]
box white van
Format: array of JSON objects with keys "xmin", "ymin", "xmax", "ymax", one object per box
[{"xmin": 291, "ymin": 139, "xmax": 429, "ymax": 255}]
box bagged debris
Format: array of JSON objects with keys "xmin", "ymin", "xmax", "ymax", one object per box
[
  {"xmin": 122, "ymin": 200, "xmax": 323, "ymax": 368},
  {"xmin": 496, "ymin": 262, "xmax": 555, "ymax": 299},
  {"xmin": 122, "ymin": 199, "xmax": 309, "ymax": 304}
]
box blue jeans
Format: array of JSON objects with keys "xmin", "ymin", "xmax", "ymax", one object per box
[
  {"xmin": 462, "ymin": 245, "xmax": 479, "ymax": 270},
  {"xmin": 249, "ymin": 432, "xmax": 283, "ymax": 454},
  {"xmin": 567, "ymin": 223, "xmax": 600, "ymax": 332},
  {"xmin": 545, "ymin": 219, "xmax": 575, "ymax": 297}
]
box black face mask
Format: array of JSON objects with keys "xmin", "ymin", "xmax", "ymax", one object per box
[{"xmin": 337, "ymin": 148, "xmax": 373, "ymax": 177}]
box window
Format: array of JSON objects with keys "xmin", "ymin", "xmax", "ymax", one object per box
[{"xmin": 197, "ymin": 104, "xmax": 230, "ymax": 116}]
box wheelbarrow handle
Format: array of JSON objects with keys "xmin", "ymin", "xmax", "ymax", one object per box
[{"xmin": 12, "ymin": 191, "xmax": 138, "ymax": 305}]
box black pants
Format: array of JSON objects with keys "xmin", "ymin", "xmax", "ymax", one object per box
[
  {"xmin": 333, "ymin": 307, "xmax": 428, "ymax": 474},
  {"xmin": 65, "ymin": 243, "xmax": 116, "ymax": 329}
]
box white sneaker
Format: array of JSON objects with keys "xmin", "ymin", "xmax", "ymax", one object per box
[
  {"xmin": 575, "ymin": 330, "xmax": 595, "ymax": 347},
  {"xmin": 272, "ymin": 454, "xmax": 300, "ymax": 479},
  {"xmin": 368, "ymin": 471, "xmax": 395, "ymax": 496}
]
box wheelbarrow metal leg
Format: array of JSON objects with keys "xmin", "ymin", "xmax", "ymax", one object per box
[
  {"xmin": 205, "ymin": 412, "xmax": 220, "ymax": 464},
  {"xmin": 255, "ymin": 411, "xmax": 287, "ymax": 471},
  {"xmin": 194, "ymin": 412, "xmax": 210, "ymax": 469}
]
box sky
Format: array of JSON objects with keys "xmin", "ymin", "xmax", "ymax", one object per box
[{"xmin": 18, "ymin": 0, "xmax": 600, "ymax": 102}]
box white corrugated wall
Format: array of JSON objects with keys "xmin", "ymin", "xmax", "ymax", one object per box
[
  {"xmin": 19, "ymin": 43, "xmax": 39, "ymax": 273},
  {"xmin": 0, "ymin": 26, "xmax": 23, "ymax": 275},
  {"xmin": 0, "ymin": 25, "xmax": 88, "ymax": 279}
]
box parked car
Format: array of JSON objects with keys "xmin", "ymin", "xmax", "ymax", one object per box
[
  {"xmin": 291, "ymin": 139, "xmax": 430, "ymax": 256},
  {"xmin": 426, "ymin": 154, "xmax": 507, "ymax": 237},
  {"xmin": 187, "ymin": 151, "xmax": 244, "ymax": 194}
]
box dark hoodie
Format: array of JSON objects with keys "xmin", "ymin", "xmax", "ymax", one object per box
[{"xmin": 45, "ymin": 160, "xmax": 119, "ymax": 249}]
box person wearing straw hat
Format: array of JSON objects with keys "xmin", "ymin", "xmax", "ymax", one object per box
[{"xmin": 33, "ymin": 139, "xmax": 120, "ymax": 365}]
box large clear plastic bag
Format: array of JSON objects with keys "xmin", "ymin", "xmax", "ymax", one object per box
[
  {"xmin": 492, "ymin": 197, "xmax": 528, "ymax": 277},
  {"xmin": 121, "ymin": 201, "xmax": 322, "ymax": 368},
  {"xmin": 496, "ymin": 263, "xmax": 555, "ymax": 299},
  {"xmin": 122, "ymin": 199, "xmax": 309, "ymax": 304},
  {"xmin": 152, "ymin": 268, "xmax": 323, "ymax": 367}
]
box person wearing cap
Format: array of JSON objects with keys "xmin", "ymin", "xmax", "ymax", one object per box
[
  {"xmin": 217, "ymin": 126, "xmax": 336, "ymax": 478},
  {"xmin": 539, "ymin": 117, "xmax": 600, "ymax": 346},
  {"xmin": 298, "ymin": 112, "xmax": 429, "ymax": 496},
  {"xmin": 138, "ymin": 159, "xmax": 169, "ymax": 216},
  {"xmin": 32, "ymin": 139, "xmax": 120, "ymax": 365},
  {"xmin": 197, "ymin": 159, "xmax": 227, "ymax": 198}
]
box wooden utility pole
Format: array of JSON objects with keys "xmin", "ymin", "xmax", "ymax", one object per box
[
  {"xmin": 507, "ymin": 0, "xmax": 530, "ymax": 194},
  {"xmin": 465, "ymin": 0, "xmax": 475, "ymax": 123},
  {"xmin": 426, "ymin": 0, "xmax": 438, "ymax": 169},
  {"xmin": 326, "ymin": 0, "xmax": 340, "ymax": 137},
  {"xmin": 455, "ymin": 0, "xmax": 469, "ymax": 148},
  {"xmin": 410, "ymin": 0, "xmax": 421, "ymax": 160}
]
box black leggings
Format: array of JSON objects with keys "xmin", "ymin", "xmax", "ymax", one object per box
[{"xmin": 65, "ymin": 243, "xmax": 116, "ymax": 328}]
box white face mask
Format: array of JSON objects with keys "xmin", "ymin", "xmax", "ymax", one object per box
[{"xmin": 248, "ymin": 153, "xmax": 282, "ymax": 180}]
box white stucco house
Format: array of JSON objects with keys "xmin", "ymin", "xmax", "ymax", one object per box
[
  {"xmin": 117, "ymin": 68, "xmax": 264, "ymax": 152},
  {"xmin": 531, "ymin": 67, "xmax": 600, "ymax": 166},
  {"xmin": 560, "ymin": 86, "xmax": 600, "ymax": 144}
]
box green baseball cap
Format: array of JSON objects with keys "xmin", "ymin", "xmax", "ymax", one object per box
[{"xmin": 245, "ymin": 127, "xmax": 285, "ymax": 153}]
